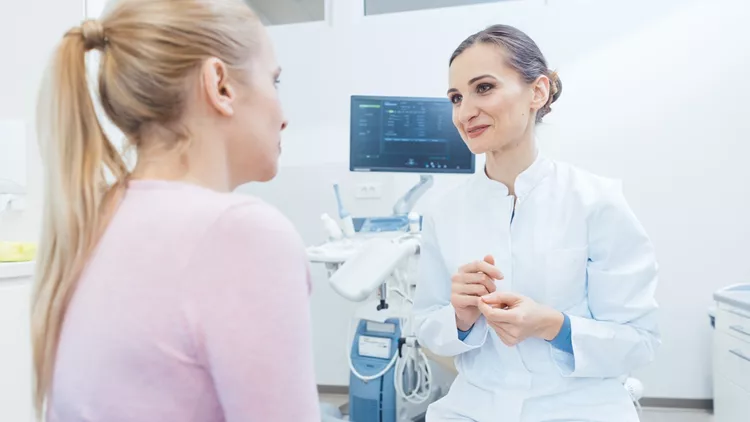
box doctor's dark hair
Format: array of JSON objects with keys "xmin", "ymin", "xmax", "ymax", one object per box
[{"xmin": 450, "ymin": 24, "xmax": 562, "ymax": 123}]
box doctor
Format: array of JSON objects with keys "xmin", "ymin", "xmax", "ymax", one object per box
[{"xmin": 413, "ymin": 24, "xmax": 660, "ymax": 421}]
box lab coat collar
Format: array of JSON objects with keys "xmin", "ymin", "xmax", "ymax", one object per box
[{"xmin": 473, "ymin": 152, "xmax": 553, "ymax": 198}]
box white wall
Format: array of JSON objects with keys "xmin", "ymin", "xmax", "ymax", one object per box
[
  {"xmin": 0, "ymin": 0, "xmax": 82, "ymax": 242},
  {"xmin": 540, "ymin": 0, "xmax": 750, "ymax": 399},
  {"xmin": 240, "ymin": 0, "xmax": 750, "ymax": 399}
]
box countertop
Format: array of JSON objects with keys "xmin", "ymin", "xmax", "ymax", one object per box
[
  {"xmin": 0, "ymin": 261, "xmax": 34, "ymax": 281},
  {"xmin": 714, "ymin": 284, "xmax": 750, "ymax": 314}
]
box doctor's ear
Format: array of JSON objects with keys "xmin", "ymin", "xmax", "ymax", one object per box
[
  {"xmin": 530, "ymin": 75, "xmax": 551, "ymax": 116},
  {"xmin": 201, "ymin": 57, "xmax": 236, "ymax": 117}
]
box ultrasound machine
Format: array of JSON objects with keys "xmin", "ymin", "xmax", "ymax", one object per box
[{"xmin": 348, "ymin": 95, "xmax": 475, "ymax": 232}]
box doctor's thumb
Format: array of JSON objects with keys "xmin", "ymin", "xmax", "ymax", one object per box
[{"xmin": 483, "ymin": 255, "xmax": 495, "ymax": 265}]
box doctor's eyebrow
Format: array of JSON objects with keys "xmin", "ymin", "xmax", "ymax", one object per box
[
  {"xmin": 447, "ymin": 74, "xmax": 498, "ymax": 95},
  {"xmin": 468, "ymin": 74, "xmax": 496, "ymax": 85}
]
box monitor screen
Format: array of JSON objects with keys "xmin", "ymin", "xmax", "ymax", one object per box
[{"xmin": 350, "ymin": 95, "xmax": 475, "ymax": 173}]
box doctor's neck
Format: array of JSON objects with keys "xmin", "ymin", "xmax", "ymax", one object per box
[{"xmin": 484, "ymin": 135, "xmax": 537, "ymax": 197}]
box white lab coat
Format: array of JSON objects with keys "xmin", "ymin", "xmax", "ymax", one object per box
[{"xmin": 413, "ymin": 155, "xmax": 660, "ymax": 422}]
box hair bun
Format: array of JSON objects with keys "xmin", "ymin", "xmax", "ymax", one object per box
[
  {"xmin": 81, "ymin": 19, "xmax": 107, "ymax": 51},
  {"xmin": 537, "ymin": 71, "xmax": 562, "ymax": 121},
  {"xmin": 549, "ymin": 71, "xmax": 562, "ymax": 104}
]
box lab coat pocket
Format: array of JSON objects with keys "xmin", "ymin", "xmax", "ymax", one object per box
[{"xmin": 542, "ymin": 246, "xmax": 588, "ymax": 311}]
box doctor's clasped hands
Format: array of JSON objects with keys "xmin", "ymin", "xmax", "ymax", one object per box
[{"xmin": 453, "ymin": 255, "xmax": 565, "ymax": 347}]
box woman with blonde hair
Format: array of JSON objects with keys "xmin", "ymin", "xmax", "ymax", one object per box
[{"xmin": 31, "ymin": 0, "xmax": 320, "ymax": 420}]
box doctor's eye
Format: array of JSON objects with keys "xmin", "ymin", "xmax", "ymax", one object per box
[
  {"xmin": 449, "ymin": 94, "xmax": 462, "ymax": 105},
  {"xmin": 476, "ymin": 83, "xmax": 494, "ymax": 94}
]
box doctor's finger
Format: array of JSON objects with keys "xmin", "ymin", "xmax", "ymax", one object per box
[
  {"xmin": 452, "ymin": 283, "xmax": 490, "ymax": 297},
  {"xmin": 481, "ymin": 291, "xmax": 523, "ymax": 308},
  {"xmin": 485, "ymin": 307, "xmax": 520, "ymax": 325},
  {"xmin": 451, "ymin": 294, "xmax": 480, "ymax": 309},
  {"xmin": 458, "ymin": 260, "xmax": 504, "ymax": 280},
  {"xmin": 460, "ymin": 273, "xmax": 497, "ymax": 293},
  {"xmin": 477, "ymin": 297, "xmax": 498, "ymax": 317}
]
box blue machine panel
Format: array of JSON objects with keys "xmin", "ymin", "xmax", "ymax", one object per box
[{"xmin": 349, "ymin": 318, "xmax": 402, "ymax": 422}]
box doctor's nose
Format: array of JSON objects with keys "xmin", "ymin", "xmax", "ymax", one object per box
[{"xmin": 457, "ymin": 100, "xmax": 480, "ymax": 127}]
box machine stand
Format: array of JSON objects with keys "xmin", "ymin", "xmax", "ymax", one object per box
[
  {"xmin": 392, "ymin": 175, "xmax": 434, "ymax": 216},
  {"xmin": 377, "ymin": 283, "xmax": 389, "ymax": 311},
  {"xmin": 377, "ymin": 300, "xmax": 389, "ymax": 311}
]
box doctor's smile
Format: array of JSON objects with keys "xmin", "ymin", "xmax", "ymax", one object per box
[{"xmin": 466, "ymin": 124, "xmax": 490, "ymax": 138}]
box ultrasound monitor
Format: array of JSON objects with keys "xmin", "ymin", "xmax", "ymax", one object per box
[{"xmin": 350, "ymin": 95, "xmax": 475, "ymax": 174}]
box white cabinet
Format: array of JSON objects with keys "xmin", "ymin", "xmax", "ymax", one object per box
[
  {"xmin": 714, "ymin": 373, "xmax": 750, "ymax": 422},
  {"xmin": 713, "ymin": 286, "xmax": 750, "ymax": 422},
  {"xmin": 0, "ymin": 263, "xmax": 34, "ymax": 422}
]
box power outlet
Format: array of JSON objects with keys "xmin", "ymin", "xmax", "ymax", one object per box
[{"xmin": 355, "ymin": 182, "xmax": 383, "ymax": 199}]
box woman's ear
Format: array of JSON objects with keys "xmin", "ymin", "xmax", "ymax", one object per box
[
  {"xmin": 201, "ymin": 57, "xmax": 235, "ymax": 117},
  {"xmin": 530, "ymin": 75, "xmax": 551, "ymax": 113}
]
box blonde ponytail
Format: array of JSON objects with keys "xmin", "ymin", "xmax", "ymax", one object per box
[{"xmin": 31, "ymin": 19, "xmax": 128, "ymax": 417}]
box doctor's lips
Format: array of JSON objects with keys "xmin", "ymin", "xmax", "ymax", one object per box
[{"xmin": 467, "ymin": 124, "xmax": 490, "ymax": 139}]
